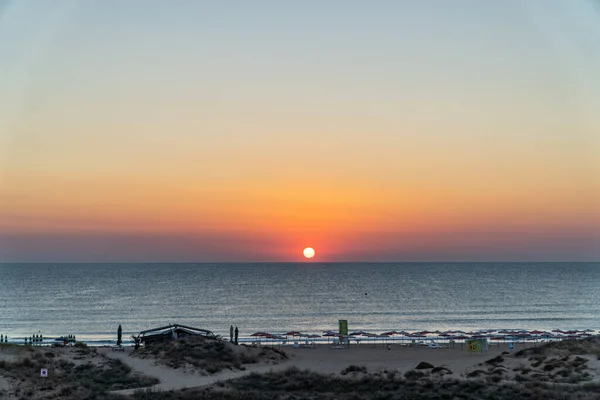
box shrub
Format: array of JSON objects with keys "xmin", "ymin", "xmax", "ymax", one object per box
[
  {"xmin": 515, "ymin": 373, "xmax": 529, "ymax": 382},
  {"xmin": 404, "ymin": 370, "xmax": 426, "ymax": 379},
  {"xmin": 341, "ymin": 365, "xmax": 367, "ymax": 375},
  {"xmin": 466, "ymin": 369, "xmax": 487, "ymax": 378},
  {"xmin": 484, "ymin": 356, "xmax": 504, "ymax": 365},
  {"xmin": 415, "ymin": 362, "xmax": 434, "ymax": 369},
  {"xmin": 543, "ymin": 363, "xmax": 558, "ymax": 371},
  {"xmin": 531, "ymin": 359, "xmax": 543, "ymax": 368},
  {"xmin": 431, "ymin": 367, "xmax": 452, "ymax": 375}
]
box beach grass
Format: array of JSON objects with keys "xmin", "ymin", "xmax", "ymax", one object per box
[
  {"xmin": 127, "ymin": 366, "xmax": 600, "ymax": 400},
  {"xmin": 0, "ymin": 344, "xmax": 158, "ymax": 400},
  {"xmin": 133, "ymin": 335, "xmax": 287, "ymax": 374}
]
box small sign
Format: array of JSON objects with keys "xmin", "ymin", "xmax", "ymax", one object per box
[
  {"xmin": 466, "ymin": 339, "xmax": 487, "ymax": 352},
  {"xmin": 40, "ymin": 368, "xmax": 48, "ymax": 378}
]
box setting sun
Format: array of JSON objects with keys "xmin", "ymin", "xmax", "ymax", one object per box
[{"xmin": 303, "ymin": 247, "xmax": 315, "ymax": 259}]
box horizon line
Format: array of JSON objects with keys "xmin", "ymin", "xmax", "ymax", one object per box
[{"xmin": 1, "ymin": 261, "xmax": 598, "ymax": 265}]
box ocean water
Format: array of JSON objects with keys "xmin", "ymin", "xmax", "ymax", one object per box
[{"xmin": 0, "ymin": 263, "xmax": 599, "ymax": 342}]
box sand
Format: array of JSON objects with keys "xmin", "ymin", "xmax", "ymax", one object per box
[
  {"xmin": 0, "ymin": 375, "xmax": 10, "ymax": 393},
  {"xmin": 283, "ymin": 342, "xmax": 527, "ymax": 374},
  {"xmin": 101, "ymin": 342, "xmax": 537, "ymax": 395},
  {"xmin": 2, "ymin": 340, "xmax": 598, "ymax": 398},
  {"xmin": 101, "ymin": 347, "xmax": 290, "ymax": 395}
]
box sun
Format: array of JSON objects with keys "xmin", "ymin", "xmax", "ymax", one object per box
[{"xmin": 303, "ymin": 247, "xmax": 315, "ymax": 259}]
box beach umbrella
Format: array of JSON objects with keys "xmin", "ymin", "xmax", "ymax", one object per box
[
  {"xmin": 363, "ymin": 333, "xmax": 380, "ymax": 347},
  {"xmin": 382, "ymin": 331, "xmax": 399, "ymax": 344},
  {"xmin": 117, "ymin": 325, "xmax": 122, "ymax": 346},
  {"xmin": 322, "ymin": 332, "xmax": 338, "ymax": 344},
  {"xmin": 410, "ymin": 333, "xmax": 426, "ymax": 338},
  {"xmin": 350, "ymin": 331, "xmax": 367, "ymax": 336},
  {"xmin": 306, "ymin": 334, "xmax": 320, "ymax": 346}
]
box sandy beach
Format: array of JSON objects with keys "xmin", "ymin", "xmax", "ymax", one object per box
[
  {"xmin": 99, "ymin": 342, "xmax": 528, "ymax": 395},
  {"xmin": 1, "ymin": 337, "xmax": 599, "ymax": 399}
]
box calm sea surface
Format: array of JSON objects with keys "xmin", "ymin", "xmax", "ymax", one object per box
[{"xmin": 0, "ymin": 263, "xmax": 599, "ymax": 342}]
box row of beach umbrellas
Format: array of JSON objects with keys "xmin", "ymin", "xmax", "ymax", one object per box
[{"xmin": 247, "ymin": 328, "xmax": 596, "ymax": 342}]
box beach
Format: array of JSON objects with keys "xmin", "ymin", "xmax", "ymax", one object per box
[
  {"xmin": 101, "ymin": 341, "xmax": 536, "ymax": 394},
  {"xmin": 2, "ymin": 335, "xmax": 599, "ymax": 399}
]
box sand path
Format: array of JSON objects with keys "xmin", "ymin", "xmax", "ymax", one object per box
[
  {"xmin": 100, "ymin": 348, "xmax": 289, "ymax": 396},
  {"xmin": 0, "ymin": 375, "xmax": 10, "ymax": 393}
]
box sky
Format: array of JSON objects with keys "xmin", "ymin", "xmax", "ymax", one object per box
[{"xmin": 0, "ymin": 0, "xmax": 599, "ymax": 262}]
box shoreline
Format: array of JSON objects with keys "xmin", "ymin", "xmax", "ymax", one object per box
[{"xmin": 2, "ymin": 328, "xmax": 596, "ymax": 348}]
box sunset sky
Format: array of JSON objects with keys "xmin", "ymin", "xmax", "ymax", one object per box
[{"xmin": 1, "ymin": 1, "xmax": 599, "ymax": 262}]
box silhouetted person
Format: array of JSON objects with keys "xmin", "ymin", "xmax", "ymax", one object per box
[
  {"xmin": 230, "ymin": 325, "xmax": 234, "ymax": 343},
  {"xmin": 234, "ymin": 326, "xmax": 239, "ymax": 345}
]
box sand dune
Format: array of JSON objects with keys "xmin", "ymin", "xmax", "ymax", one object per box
[
  {"xmin": 101, "ymin": 347, "xmax": 287, "ymax": 395},
  {"xmin": 102, "ymin": 342, "xmax": 536, "ymax": 395},
  {"xmin": 1, "ymin": 339, "xmax": 598, "ymax": 399}
]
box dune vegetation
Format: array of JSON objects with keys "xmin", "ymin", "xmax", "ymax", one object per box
[
  {"xmin": 0, "ymin": 344, "xmax": 158, "ymax": 400},
  {"xmin": 132, "ymin": 336, "xmax": 287, "ymax": 374},
  {"xmin": 128, "ymin": 365, "xmax": 600, "ymax": 400}
]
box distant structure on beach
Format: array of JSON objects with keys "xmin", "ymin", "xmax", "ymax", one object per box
[{"xmin": 138, "ymin": 324, "xmax": 214, "ymax": 346}]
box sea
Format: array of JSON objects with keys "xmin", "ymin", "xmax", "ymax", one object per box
[{"xmin": 0, "ymin": 263, "xmax": 599, "ymax": 344}]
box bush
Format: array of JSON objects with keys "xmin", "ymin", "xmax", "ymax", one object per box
[
  {"xmin": 431, "ymin": 367, "xmax": 452, "ymax": 375},
  {"xmin": 515, "ymin": 373, "xmax": 529, "ymax": 382},
  {"xmin": 341, "ymin": 365, "xmax": 367, "ymax": 375},
  {"xmin": 415, "ymin": 362, "xmax": 434, "ymax": 370},
  {"xmin": 466, "ymin": 370, "xmax": 487, "ymax": 378},
  {"xmin": 484, "ymin": 356, "xmax": 504, "ymax": 365},
  {"xmin": 404, "ymin": 370, "xmax": 426, "ymax": 379}
]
